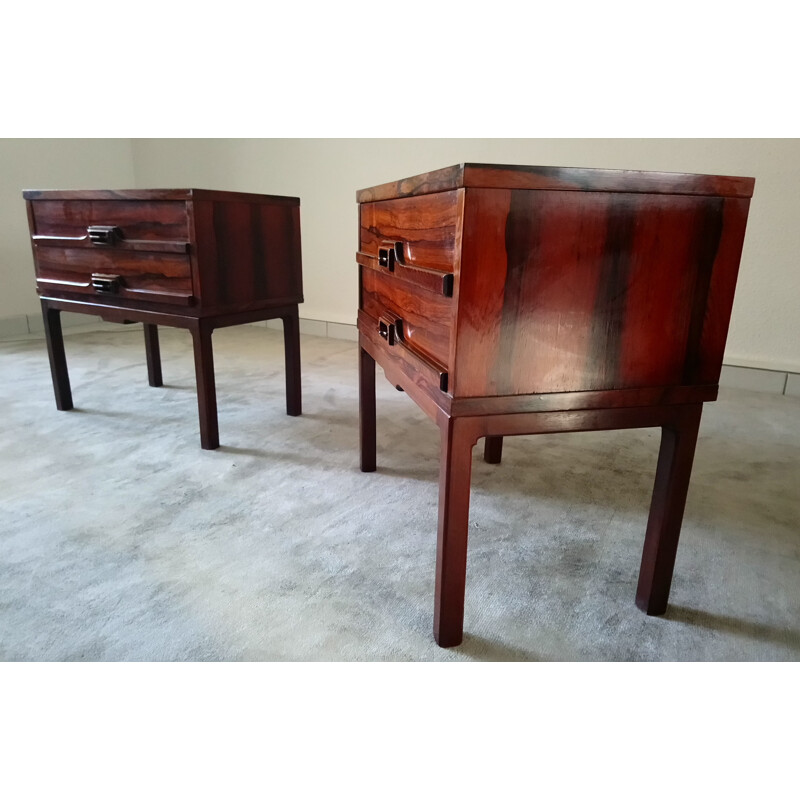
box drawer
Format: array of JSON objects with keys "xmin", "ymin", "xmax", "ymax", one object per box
[
  {"xmin": 34, "ymin": 247, "xmax": 194, "ymax": 306},
  {"xmin": 360, "ymin": 266, "xmax": 453, "ymax": 369},
  {"xmin": 359, "ymin": 189, "xmax": 463, "ymax": 274},
  {"xmin": 29, "ymin": 199, "xmax": 190, "ymax": 249}
]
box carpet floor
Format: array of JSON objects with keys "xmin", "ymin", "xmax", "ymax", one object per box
[{"xmin": 1, "ymin": 324, "xmax": 798, "ymax": 661}]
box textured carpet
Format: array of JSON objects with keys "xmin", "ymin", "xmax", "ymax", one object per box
[{"xmin": 1, "ymin": 324, "xmax": 798, "ymax": 661}]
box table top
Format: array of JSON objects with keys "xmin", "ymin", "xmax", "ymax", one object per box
[
  {"xmin": 356, "ymin": 163, "xmax": 756, "ymax": 203},
  {"xmin": 23, "ymin": 188, "xmax": 300, "ymax": 204}
]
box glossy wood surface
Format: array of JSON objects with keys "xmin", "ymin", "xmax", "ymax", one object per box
[
  {"xmin": 28, "ymin": 189, "xmax": 304, "ymax": 449},
  {"xmin": 357, "ymin": 163, "xmax": 754, "ymax": 648},
  {"xmin": 356, "ymin": 163, "xmax": 756, "ymax": 203},
  {"xmin": 360, "ymin": 267, "xmax": 452, "ymax": 369},
  {"xmin": 359, "ymin": 190, "xmax": 463, "ymax": 272},
  {"xmin": 453, "ymin": 188, "xmax": 751, "ymax": 396},
  {"xmin": 29, "ymin": 199, "xmax": 190, "ymax": 241}
]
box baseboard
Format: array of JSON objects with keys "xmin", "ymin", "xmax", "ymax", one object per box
[{"xmin": 2, "ymin": 312, "xmax": 797, "ymax": 397}]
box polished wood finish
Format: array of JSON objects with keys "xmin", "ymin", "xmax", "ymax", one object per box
[
  {"xmin": 357, "ymin": 163, "xmax": 754, "ymax": 647},
  {"xmin": 25, "ymin": 188, "xmax": 303, "ymax": 449},
  {"xmin": 143, "ymin": 323, "xmax": 163, "ymax": 387}
]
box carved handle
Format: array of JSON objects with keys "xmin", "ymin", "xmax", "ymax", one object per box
[
  {"xmin": 393, "ymin": 241, "xmax": 410, "ymax": 267},
  {"xmin": 91, "ymin": 273, "xmax": 122, "ymax": 294},
  {"xmin": 378, "ymin": 314, "xmax": 403, "ymax": 346},
  {"xmin": 87, "ymin": 225, "xmax": 122, "ymax": 246}
]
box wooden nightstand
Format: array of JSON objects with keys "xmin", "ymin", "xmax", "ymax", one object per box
[
  {"xmin": 24, "ymin": 188, "xmax": 303, "ymax": 449},
  {"xmin": 356, "ymin": 163, "xmax": 754, "ymax": 647}
]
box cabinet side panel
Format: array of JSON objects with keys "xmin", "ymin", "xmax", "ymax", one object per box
[
  {"xmin": 685, "ymin": 197, "xmax": 751, "ymax": 384},
  {"xmin": 195, "ymin": 199, "xmax": 303, "ymax": 312},
  {"xmin": 454, "ymin": 188, "xmax": 742, "ymax": 398}
]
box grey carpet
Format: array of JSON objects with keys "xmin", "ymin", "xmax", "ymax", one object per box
[{"xmin": 1, "ymin": 324, "xmax": 798, "ymax": 661}]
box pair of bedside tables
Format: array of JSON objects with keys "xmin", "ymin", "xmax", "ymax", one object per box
[{"xmin": 24, "ymin": 164, "xmax": 755, "ymax": 648}]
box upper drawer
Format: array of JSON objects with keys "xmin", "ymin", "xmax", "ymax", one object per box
[
  {"xmin": 28, "ymin": 199, "xmax": 190, "ymax": 251},
  {"xmin": 359, "ymin": 189, "xmax": 463, "ymax": 274}
]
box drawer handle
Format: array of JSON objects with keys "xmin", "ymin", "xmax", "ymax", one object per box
[
  {"xmin": 91, "ymin": 273, "xmax": 122, "ymax": 294},
  {"xmin": 87, "ymin": 225, "xmax": 122, "ymax": 246},
  {"xmin": 378, "ymin": 315, "xmax": 403, "ymax": 346},
  {"xmin": 378, "ymin": 247, "xmax": 395, "ymax": 271},
  {"xmin": 393, "ymin": 241, "xmax": 410, "ymax": 267}
]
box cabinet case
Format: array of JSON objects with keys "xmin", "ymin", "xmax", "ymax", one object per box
[
  {"xmin": 356, "ymin": 163, "xmax": 754, "ymax": 647},
  {"xmin": 25, "ymin": 188, "xmax": 303, "ymax": 449}
]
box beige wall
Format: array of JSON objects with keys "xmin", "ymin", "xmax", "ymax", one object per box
[
  {"xmin": 132, "ymin": 138, "xmax": 800, "ymax": 372},
  {"xmin": 3, "ymin": 138, "xmax": 798, "ymax": 372},
  {"xmin": 0, "ymin": 138, "xmax": 136, "ymax": 319}
]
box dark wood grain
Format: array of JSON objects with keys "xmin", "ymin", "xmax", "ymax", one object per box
[
  {"xmin": 360, "ymin": 267, "xmax": 453, "ymax": 369},
  {"xmin": 453, "ymin": 188, "xmax": 750, "ymax": 398},
  {"xmin": 434, "ymin": 414, "xmax": 475, "ymax": 647},
  {"xmin": 356, "ymin": 162, "xmax": 754, "ymax": 648},
  {"xmin": 30, "ymin": 199, "xmax": 190, "ymax": 241},
  {"xmin": 483, "ymin": 436, "xmax": 503, "ymax": 464},
  {"xmin": 191, "ymin": 319, "xmax": 218, "ymax": 450},
  {"xmin": 41, "ymin": 300, "xmax": 73, "ymax": 410},
  {"xmin": 143, "ymin": 323, "xmax": 163, "ymax": 387},
  {"xmin": 359, "ymin": 346, "xmax": 377, "ymax": 472},
  {"xmin": 359, "ymin": 190, "xmax": 464, "ymax": 272},
  {"xmin": 282, "ymin": 309, "xmax": 302, "ymax": 417},
  {"xmin": 356, "ymin": 163, "xmax": 756, "ymax": 202},
  {"xmin": 24, "ymin": 188, "xmax": 300, "ymax": 204},
  {"xmin": 25, "ymin": 189, "xmax": 304, "ymax": 449},
  {"xmin": 635, "ymin": 405, "xmax": 703, "ymax": 614}
]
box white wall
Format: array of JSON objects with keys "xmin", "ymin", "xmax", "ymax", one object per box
[
  {"xmin": 3, "ymin": 138, "xmax": 798, "ymax": 373},
  {"xmin": 0, "ymin": 139, "xmax": 136, "ymax": 320},
  {"xmin": 132, "ymin": 138, "xmax": 800, "ymax": 373}
]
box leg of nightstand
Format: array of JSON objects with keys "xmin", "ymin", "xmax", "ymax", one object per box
[
  {"xmin": 483, "ymin": 435, "xmax": 504, "ymax": 464},
  {"xmin": 636, "ymin": 405, "xmax": 703, "ymax": 615},
  {"xmin": 143, "ymin": 324, "xmax": 163, "ymax": 387},
  {"xmin": 434, "ymin": 416, "xmax": 475, "ymax": 647},
  {"xmin": 282, "ymin": 308, "xmax": 302, "ymax": 416},
  {"xmin": 191, "ymin": 321, "xmax": 219, "ymax": 450},
  {"xmin": 359, "ymin": 345, "xmax": 376, "ymax": 472},
  {"xmin": 41, "ymin": 300, "xmax": 73, "ymax": 411}
]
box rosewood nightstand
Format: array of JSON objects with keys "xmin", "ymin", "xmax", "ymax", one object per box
[
  {"xmin": 356, "ymin": 163, "xmax": 754, "ymax": 647},
  {"xmin": 23, "ymin": 188, "xmax": 303, "ymax": 450}
]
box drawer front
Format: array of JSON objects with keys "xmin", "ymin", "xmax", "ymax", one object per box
[
  {"xmin": 29, "ymin": 199, "xmax": 190, "ymax": 245},
  {"xmin": 33, "ymin": 247, "xmax": 194, "ymax": 306},
  {"xmin": 359, "ymin": 189, "xmax": 463, "ymax": 274},
  {"xmin": 360, "ymin": 266, "xmax": 453, "ymax": 370},
  {"xmin": 28, "ymin": 199, "xmax": 194, "ymax": 305}
]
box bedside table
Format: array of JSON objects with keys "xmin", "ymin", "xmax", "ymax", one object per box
[
  {"xmin": 356, "ymin": 163, "xmax": 754, "ymax": 647},
  {"xmin": 24, "ymin": 188, "xmax": 303, "ymax": 449}
]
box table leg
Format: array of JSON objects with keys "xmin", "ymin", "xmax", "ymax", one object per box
[
  {"xmin": 191, "ymin": 320, "xmax": 219, "ymax": 450},
  {"xmin": 143, "ymin": 324, "xmax": 163, "ymax": 387},
  {"xmin": 282, "ymin": 308, "xmax": 302, "ymax": 416},
  {"xmin": 636, "ymin": 405, "xmax": 703, "ymax": 614},
  {"xmin": 359, "ymin": 345, "xmax": 376, "ymax": 473},
  {"xmin": 434, "ymin": 416, "xmax": 476, "ymax": 647},
  {"xmin": 483, "ymin": 435, "xmax": 504, "ymax": 464},
  {"xmin": 41, "ymin": 300, "xmax": 73, "ymax": 410}
]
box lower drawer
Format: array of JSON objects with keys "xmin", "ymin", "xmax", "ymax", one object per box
[
  {"xmin": 360, "ymin": 267, "xmax": 452, "ymax": 369},
  {"xmin": 34, "ymin": 247, "xmax": 194, "ymax": 306}
]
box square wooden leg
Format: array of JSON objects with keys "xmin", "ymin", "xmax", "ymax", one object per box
[
  {"xmin": 483, "ymin": 435, "xmax": 503, "ymax": 464},
  {"xmin": 143, "ymin": 323, "xmax": 163, "ymax": 387},
  {"xmin": 41, "ymin": 300, "xmax": 73, "ymax": 411},
  {"xmin": 636, "ymin": 405, "xmax": 703, "ymax": 614},
  {"xmin": 359, "ymin": 345, "xmax": 377, "ymax": 473},
  {"xmin": 191, "ymin": 320, "xmax": 219, "ymax": 450},
  {"xmin": 433, "ymin": 416, "xmax": 476, "ymax": 647},
  {"xmin": 282, "ymin": 309, "xmax": 302, "ymax": 416}
]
